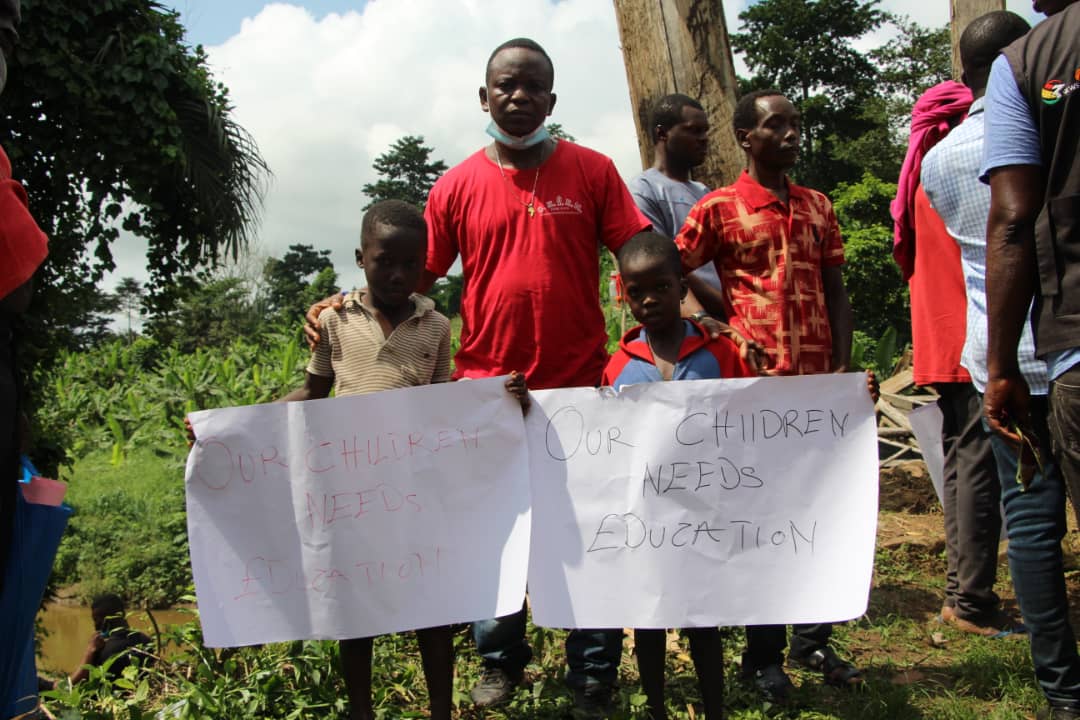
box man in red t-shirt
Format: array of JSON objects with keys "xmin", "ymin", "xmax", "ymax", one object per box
[
  {"xmin": 425, "ymin": 38, "xmax": 647, "ymax": 716},
  {"xmin": 306, "ymin": 38, "xmax": 649, "ymax": 717},
  {"xmin": 675, "ymin": 90, "xmax": 858, "ymax": 702}
]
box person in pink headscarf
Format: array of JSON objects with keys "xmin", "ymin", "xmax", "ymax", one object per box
[{"xmin": 891, "ymin": 81, "xmax": 972, "ymax": 279}]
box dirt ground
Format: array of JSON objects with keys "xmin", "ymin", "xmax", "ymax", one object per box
[{"xmin": 866, "ymin": 460, "xmax": 1080, "ymax": 675}]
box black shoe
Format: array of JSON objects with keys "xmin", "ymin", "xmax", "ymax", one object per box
[
  {"xmin": 469, "ymin": 666, "xmax": 521, "ymax": 707},
  {"xmin": 1036, "ymin": 704, "xmax": 1080, "ymax": 720},
  {"xmin": 571, "ymin": 685, "xmax": 615, "ymax": 719},
  {"xmin": 741, "ymin": 663, "xmax": 794, "ymax": 703}
]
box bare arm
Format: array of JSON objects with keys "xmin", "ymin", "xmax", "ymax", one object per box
[
  {"xmin": 279, "ymin": 373, "xmax": 334, "ymax": 403},
  {"xmin": 416, "ymin": 269, "xmax": 440, "ymax": 296},
  {"xmin": 984, "ymin": 165, "xmax": 1043, "ymax": 441},
  {"xmin": 822, "ymin": 265, "xmax": 853, "ymax": 372},
  {"xmin": 684, "ymin": 276, "xmax": 727, "ymax": 320},
  {"xmin": 69, "ymin": 634, "xmax": 104, "ymax": 685}
]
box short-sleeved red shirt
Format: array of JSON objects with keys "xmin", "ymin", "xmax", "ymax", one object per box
[
  {"xmin": 0, "ymin": 146, "xmax": 48, "ymax": 301},
  {"xmin": 425, "ymin": 141, "xmax": 650, "ymax": 389},
  {"xmin": 675, "ymin": 171, "xmax": 845, "ymax": 376}
]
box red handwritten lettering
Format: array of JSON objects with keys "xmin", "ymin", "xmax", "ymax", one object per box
[
  {"xmin": 195, "ymin": 438, "xmax": 233, "ymax": 491},
  {"xmin": 305, "ymin": 440, "xmax": 336, "ymax": 474}
]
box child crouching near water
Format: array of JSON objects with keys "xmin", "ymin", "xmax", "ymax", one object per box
[{"xmin": 188, "ymin": 199, "xmax": 528, "ymax": 720}]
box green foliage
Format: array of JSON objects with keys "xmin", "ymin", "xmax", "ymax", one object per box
[
  {"xmin": 142, "ymin": 277, "xmax": 264, "ymax": 354},
  {"xmin": 427, "ymin": 274, "xmax": 463, "ymax": 317},
  {"xmin": 547, "ymin": 123, "xmax": 576, "ymax": 142},
  {"xmin": 851, "ymin": 326, "xmax": 900, "ymax": 378},
  {"xmin": 361, "ymin": 135, "xmax": 448, "ymax": 209},
  {"xmin": 34, "ymin": 331, "xmax": 311, "ymax": 604},
  {"xmin": 832, "ymin": 173, "xmax": 909, "ymax": 342},
  {"xmin": 3, "ymin": 0, "xmax": 269, "ymax": 362},
  {"xmin": 53, "ymin": 450, "xmax": 191, "ymax": 607},
  {"xmin": 114, "ymin": 277, "xmax": 144, "ymax": 340},
  {"xmin": 733, "ymin": 0, "xmax": 886, "ymax": 191},
  {"xmin": 261, "ymin": 244, "xmax": 339, "ymax": 326},
  {"xmin": 733, "ymin": 0, "xmax": 950, "ymax": 196}
]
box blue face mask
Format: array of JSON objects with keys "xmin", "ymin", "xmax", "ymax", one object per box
[{"xmin": 486, "ymin": 121, "xmax": 551, "ymax": 150}]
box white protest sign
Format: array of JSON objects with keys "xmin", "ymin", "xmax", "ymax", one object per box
[
  {"xmin": 525, "ymin": 374, "xmax": 879, "ymax": 629},
  {"xmin": 908, "ymin": 398, "xmax": 1007, "ymax": 540},
  {"xmin": 184, "ymin": 377, "xmax": 530, "ymax": 647},
  {"xmin": 908, "ymin": 401, "xmax": 946, "ymax": 505}
]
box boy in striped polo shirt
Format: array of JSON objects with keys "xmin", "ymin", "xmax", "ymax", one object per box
[{"xmin": 282, "ymin": 199, "xmax": 528, "ymax": 720}]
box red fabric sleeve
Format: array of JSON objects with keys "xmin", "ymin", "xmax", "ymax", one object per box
[
  {"xmin": 708, "ymin": 336, "xmax": 756, "ymax": 379},
  {"xmin": 424, "ymin": 178, "xmax": 458, "ymax": 279},
  {"xmin": 0, "ymin": 147, "xmax": 49, "ymax": 300},
  {"xmin": 597, "ymin": 158, "xmax": 651, "ymax": 255},
  {"xmin": 675, "ymin": 195, "xmax": 720, "ymax": 273},
  {"xmin": 601, "ymin": 350, "xmax": 629, "ymax": 387}
]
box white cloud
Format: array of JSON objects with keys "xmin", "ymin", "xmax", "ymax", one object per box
[
  {"xmin": 101, "ymin": 0, "xmax": 1045, "ymax": 296},
  {"xmin": 152, "ymin": 0, "xmax": 642, "ymax": 289}
]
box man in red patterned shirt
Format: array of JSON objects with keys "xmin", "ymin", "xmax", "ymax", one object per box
[{"xmin": 674, "ymin": 89, "xmax": 857, "ymax": 702}]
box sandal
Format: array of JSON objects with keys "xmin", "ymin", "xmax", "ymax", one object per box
[{"xmin": 791, "ymin": 647, "xmax": 863, "ymax": 688}]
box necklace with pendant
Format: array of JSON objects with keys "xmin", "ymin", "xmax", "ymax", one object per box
[{"xmin": 494, "ymin": 145, "xmax": 543, "ymax": 218}]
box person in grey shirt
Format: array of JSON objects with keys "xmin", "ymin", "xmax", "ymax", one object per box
[{"xmin": 627, "ymin": 93, "xmax": 724, "ymax": 316}]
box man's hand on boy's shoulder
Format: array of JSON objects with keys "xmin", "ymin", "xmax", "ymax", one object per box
[
  {"xmin": 698, "ymin": 316, "xmax": 766, "ymax": 375},
  {"xmin": 505, "ymin": 371, "xmax": 530, "ymax": 416},
  {"xmin": 304, "ymin": 293, "xmax": 346, "ymax": 349}
]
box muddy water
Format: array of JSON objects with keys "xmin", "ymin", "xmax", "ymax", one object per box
[{"xmin": 36, "ymin": 603, "xmax": 194, "ymax": 675}]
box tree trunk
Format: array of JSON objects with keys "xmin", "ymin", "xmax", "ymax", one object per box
[
  {"xmin": 950, "ymin": 0, "xmax": 1006, "ymax": 80},
  {"xmin": 613, "ymin": 0, "xmax": 744, "ymax": 190}
]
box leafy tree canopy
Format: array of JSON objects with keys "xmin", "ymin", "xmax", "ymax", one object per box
[
  {"xmin": 261, "ymin": 244, "xmax": 338, "ymax": 326},
  {"xmin": 361, "ymin": 135, "xmax": 447, "ymax": 209},
  {"xmin": 733, "ymin": 0, "xmax": 949, "ymax": 193},
  {"xmin": 2, "ymin": 0, "xmax": 269, "ymax": 354}
]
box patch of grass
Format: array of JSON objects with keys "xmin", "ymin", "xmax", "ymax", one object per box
[{"xmin": 53, "ymin": 448, "xmax": 191, "ymax": 607}]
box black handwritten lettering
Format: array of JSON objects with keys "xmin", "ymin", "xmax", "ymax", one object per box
[
  {"xmin": 664, "ymin": 462, "xmax": 689, "ymax": 493},
  {"xmin": 607, "ymin": 426, "xmax": 634, "ymax": 452},
  {"xmin": 693, "ymin": 521, "xmax": 725, "ymax": 544},
  {"xmin": 712, "ymin": 410, "xmax": 734, "ymax": 444},
  {"xmin": 671, "ymin": 522, "xmax": 693, "ymax": 547},
  {"xmin": 624, "ymin": 513, "xmax": 647, "ymax": 548},
  {"xmin": 546, "ymin": 406, "xmax": 585, "ymax": 461},
  {"xmin": 790, "ymin": 521, "xmax": 816, "ymax": 555},
  {"xmin": 676, "ymin": 412, "xmax": 706, "ymax": 446},
  {"xmin": 695, "ymin": 461, "xmax": 714, "ymax": 491},
  {"xmin": 804, "ymin": 409, "xmax": 823, "ymax": 435},
  {"xmin": 585, "ymin": 429, "xmax": 603, "ymax": 456},
  {"xmin": 740, "ymin": 466, "xmax": 763, "ymax": 488},
  {"xmin": 830, "ymin": 410, "xmax": 849, "ymax": 437},
  {"xmin": 586, "ymin": 514, "xmax": 621, "ymax": 552}
]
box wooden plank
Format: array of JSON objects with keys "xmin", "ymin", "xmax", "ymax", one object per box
[
  {"xmin": 612, "ymin": 0, "xmax": 743, "ymax": 189},
  {"xmin": 879, "ymin": 367, "xmax": 914, "ymax": 396},
  {"xmin": 950, "ymin": 0, "xmax": 1006, "ymax": 79},
  {"xmin": 877, "ymin": 399, "xmax": 913, "ymax": 430}
]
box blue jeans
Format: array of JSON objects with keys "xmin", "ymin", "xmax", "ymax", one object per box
[
  {"xmin": 472, "ymin": 602, "xmax": 623, "ymax": 689},
  {"xmin": 987, "ymin": 395, "xmax": 1080, "ymax": 708}
]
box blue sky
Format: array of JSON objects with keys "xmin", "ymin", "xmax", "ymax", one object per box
[{"xmin": 163, "ymin": 0, "xmax": 367, "ymax": 46}]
